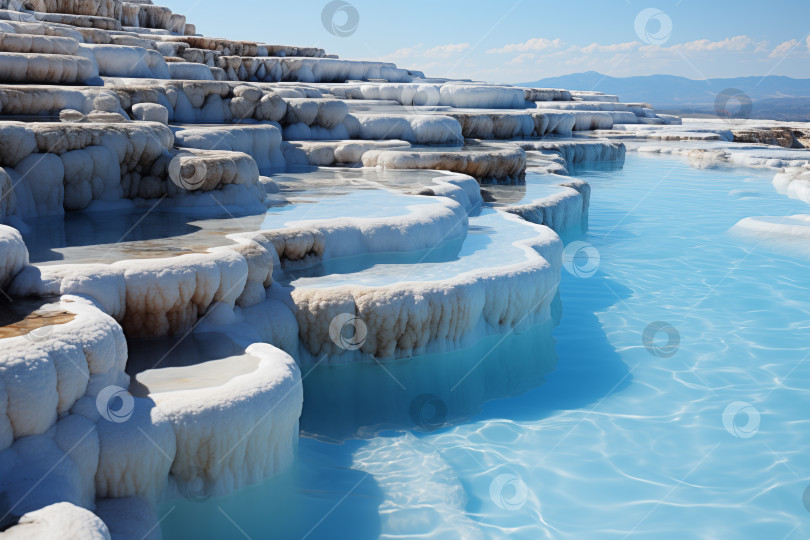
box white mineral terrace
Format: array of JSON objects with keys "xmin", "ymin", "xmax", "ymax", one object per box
[{"xmin": 0, "ymin": 1, "xmax": 809, "ymax": 538}]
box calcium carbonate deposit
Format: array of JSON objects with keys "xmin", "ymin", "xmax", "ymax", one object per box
[{"xmin": 2, "ymin": 1, "xmax": 810, "ymax": 539}]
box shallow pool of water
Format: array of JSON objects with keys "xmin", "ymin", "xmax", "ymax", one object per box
[
  {"xmin": 21, "ymin": 167, "xmax": 459, "ymax": 265},
  {"xmin": 290, "ymin": 208, "xmax": 541, "ymax": 288},
  {"xmin": 159, "ymin": 152, "xmax": 810, "ymax": 539},
  {"xmin": 261, "ymin": 188, "xmax": 454, "ymax": 230}
]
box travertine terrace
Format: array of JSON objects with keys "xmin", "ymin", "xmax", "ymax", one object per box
[{"xmin": 4, "ymin": 1, "xmax": 810, "ymax": 538}]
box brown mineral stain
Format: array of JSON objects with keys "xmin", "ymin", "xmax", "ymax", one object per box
[{"xmin": 0, "ymin": 308, "xmax": 75, "ymax": 339}]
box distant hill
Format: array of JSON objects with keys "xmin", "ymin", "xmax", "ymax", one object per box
[{"xmin": 518, "ymin": 71, "xmax": 810, "ymax": 120}]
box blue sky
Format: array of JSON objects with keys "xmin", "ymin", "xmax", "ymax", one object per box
[{"xmin": 162, "ymin": 0, "xmax": 810, "ymax": 83}]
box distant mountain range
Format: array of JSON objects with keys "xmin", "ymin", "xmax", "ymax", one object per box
[{"xmin": 518, "ymin": 71, "xmax": 810, "ymax": 121}]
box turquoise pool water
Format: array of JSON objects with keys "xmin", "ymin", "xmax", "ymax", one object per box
[
  {"xmin": 160, "ymin": 153, "xmax": 810, "ymax": 539},
  {"xmin": 289, "ymin": 209, "xmax": 542, "ymax": 288},
  {"xmin": 261, "ymin": 189, "xmax": 451, "ymax": 229}
]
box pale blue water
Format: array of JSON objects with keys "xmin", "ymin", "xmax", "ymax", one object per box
[
  {"xmin": 261, "ymin": 189, "xmax": 449, "ymax": 229},
  {"xmin": 160, "ymin": 153, "xmax": 810, "ymax": 539},
  {"xmin": 290, "ymin": 209, "xmax": 540, "ymax": 287}
]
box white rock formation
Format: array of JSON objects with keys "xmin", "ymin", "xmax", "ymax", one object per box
[
  {"xmin": 363, "ymin": 145, "xmax": 526, "ymax": 182},
  {"xmin": 131, "ymin": 102, "xmax": 168, "ymax": 124},
  {"xmin": 352, "ymin": 114, "xmax": 464, "ymax": 145},
  {"xmin": 0, "ymin": 224, "xmax": 27, "ymax": 286},
  {"xmin": 292, "ymin": 211, "xmax": 562, "ymax": 360},
  {"xmin": 1, "ymin": 502, "xmax": 111, "ymax": 540},
  {"xmin": 138, "ymin": 343, "xmax": 302, "ymax": 498},
  {"xmin": 0, "ymin": 0, "xmax": 687, "ymax": 536},
  {"xmin": 502, "ymin": 177, "xmax": 590, "ymax": 233},
  {"xmin": 174, "ymin": 124, "xmax": 284, "ymax": 173}
]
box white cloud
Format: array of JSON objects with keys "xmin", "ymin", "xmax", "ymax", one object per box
[
  {"xmin": 385, "ymin": 44, "xmax": 423, "ymax": 59},
  {"xmin": 487, "ymin": 38, "xmax": 564, "ymax": 54},
  {"xmin": 507, "ymin": 53, "xmax": 535, "ymax": 65},
  {"xmin": 377, "ymin": 33, "xmax": 805, "ymax": 84},
  {"xmin": 770, "ymin": 39, "xmax": 800, "ymax": 57},
  {"xmin": 383, "ymin": 42, "xmax": 470, "ymax": 62},
  {"xmin": 666, "ymin": 35, "xmax": 765, "ymax": 53},
  {"xmin": 580, "ymin": 41, "xmax": 639, "ymax": 54},
  {"xmin": 488, "ymin": 35, "xmax": 765, "ymax": 61},
  {"xmin": 424, "ymin": 43, "xmax": 470, "ymax": 57}
]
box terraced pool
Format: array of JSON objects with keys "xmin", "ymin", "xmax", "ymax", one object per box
[{"xmin": 160, "ymin": 153, "xmax": 810, "ymax": 539}]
